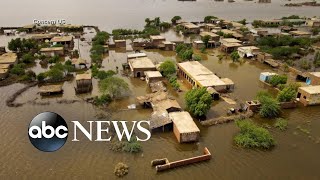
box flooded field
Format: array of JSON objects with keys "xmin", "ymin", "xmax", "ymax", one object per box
[
  {"xmin": 0, "ymin": 0, "xmax": 320, "ymax": 31},
  {"xmin": 0, "ymin": 1, "xmax": 320, "ymax": 179}
]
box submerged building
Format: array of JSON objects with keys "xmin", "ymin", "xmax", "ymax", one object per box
[{"xmin": 297, "ymin": 86, "xmax": 320, "ymax": 106}]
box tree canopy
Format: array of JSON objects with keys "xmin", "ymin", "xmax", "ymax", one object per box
[
  {"xmin": 99, "ymin": 77, "xmax": 130, "ymax": 99},
  {"xmin": 159, "ymin": 59, "xmax": 176, "ymax": 77},
  {"xmin": 185, "ymin": 87, "xmax": 213, "ymax": 117}
]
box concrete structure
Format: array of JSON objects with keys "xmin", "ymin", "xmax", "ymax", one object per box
[
  {"xmin": 200, "ymin": 32, "xmax": 220, "ymax": 41},
  {"xmin": 128, "ymin": 57, "xmax": 156, "ymax": 77},
  {"xmin": 220, "ymin": 38, "xmax": 242, "ymax": 53},
  {"xmin": 160, "ymin": 41, "xmax": 175, "ymax": 51},
  {"xmin": 193, "ymin": 40, "xmax": 205, "ymax": 49},
  {"xmin": 306, "ymin": 72, "xmax": 320, "ymax": 85},
  {"xmin": 259, "ymin": 72, "xmax": 278, "ymax": 82},
  {"xmin": 75, "ymin": 73, "xmax": 92, "ymax": 94},
  {"xmin": 257, "ymin": 52, "xmax": 273, "ymax": 63},
  {"xmin": 39, "ymin": 84, "xmax": 63, "ymax": 96},
  {"xmin": 145, "ymin": 71, "xmax": 163, "ymax": 84},
  {"xmin": 40, "ymin": 47, "xmax": 64, "ymax": 57},
  {"xmin": 306, "ymin": 18, "xmax": 320, "ymax": 27},
  {"xmin": 169, "ymin": 111, "xmax": 200, "ymax": 143},
  {"xmin": 150, "ymin": 35, "xmax": 166, "ymax": 47},
  {"xmin": 297, "ymin": 86, "xmax": 320, "ymax": 106},
  {"xmin": 0, "ymin": 52, "xmax": 18, "ymax": 65},
  {"xmin": 237, "ymin": 46, "xmax": 260, "ymax": 58},
  {"xmin": 221, "ymin": 29, "xmax": 244, "ymax": 40},
  {"xmin": 127, "ymin": 53, "xmax": 147, "ymax": 62},
  {"xmin": 114, "ymin": 40, "xmax": 126, "ymax": 48},
  {"xmin": 289, "ymin": 31, "xmax": 312, "ymax": 38},
  {"xmin": 177, "ymin": 61, "xmax": 227, "ymax": 92},
  {"xmin": 50, "ymin": 36, "xmax": 74, "ymax": 48},
  {"xmin": 71, "ymin": 58, "xmax": 87, "ymax": 69},
  {"xmin": 180, "ymin": 22, "xmax": 200, "ymax": 34},
  {"xmin": 31, "ymin": 34, "xmax": 55, "ymax": 42},
  {"xmin": 221, "ymin": 78, "xmax": 235, "ymax": 91}
]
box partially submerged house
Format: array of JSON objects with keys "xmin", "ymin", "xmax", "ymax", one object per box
[
  {"xmin": 220, "ymin": 38, "xmax": 242, "ymax": 53},
  {"xmin": 40, "ymin": 47, "xmax": 64, "ymax": 57},
  {"xmin": 257, "ymin": 52, "xmax": 272, "ymax": 63},
  {"xmin": 160, "ymin": 41, "xmax": 175, "ymax": 51},
  {"xmin": 169, "ymin": 111, "xmax": 200, "ymax": 143},
  {"xmin": 39, "ymin": 84, "xmax": 63, "ymax": 96},
  {"xmin": 145, "ymin": 71, "xmax": 163, "ymax": 84},
  {"xmin": 289, "ymin": 31, "xmax": 312, "ymax": 38},
  {"xmin": 237, "ymin": 46, "xmax": 260, "ymax": 58},
  {"xmin": 180, "ymin": 22, "xmax": 200, "ymax": 34},
  {"xmin": 297, "ymin": 86, "xmax": 320, "ymax": 106},
  {"xmin": 75, "ymin": 73, "xmax": 92, "ymax": 94},
  {"xmin": 127, "ymin": 53, "xmax": 147, "ymax": 62},
  {"xmin": 128, "ymin": 57, "xmax": 157, "ymax": 77},
  {"xmin": 306, "ymin": 72, "xmax": 320, "ymax": 85},
  {"xmin": 150, "ymin": 35, "xmax": 166, "ymax": 47},
  {"xmin": 306, "ymin": 18, "xmax": 320, "ymax": 27},
  {"xmin": 71, "ymin": 58, "xmax": 87, "ymax": 69},
  {"xmin": 200, "ymin": 31, "xmax": 220, "ymax": 42},
  {"xmin": 50, "ymin": 36, "xmax": 74, "ymax": 48},
  {"xmin": 193, "ymin": 40, "xmax": 205, "ymax": 49},
  {"xmin": 259, "ymin": 72, "xmax": 278, "ymax": 82},
  {"xmin": 177, "ymin": 61, "xmax": 229, "ymax": 92},
  {"xmin": 114, "ymin": 40, "xmax": 126, "ymax": 48},
  {"xmin": 0, "ymin": 52, "xmax": 18, "ymax": 66},
  {"xmin": 31, "ymin": 34, "xmax": 55, "ymax": 42},
  {"xmin": 221, "ymin": 78, "xmax": 235, "ymax": 91}
]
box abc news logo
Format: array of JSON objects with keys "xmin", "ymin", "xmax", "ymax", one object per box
[{"xmin": 28, "ymin": 112, "xmax": 151, "ymax": 152}]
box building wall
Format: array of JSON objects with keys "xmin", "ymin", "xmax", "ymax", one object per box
[
  {"xmin": 298, "ymin": 89, "xmax": 320, "ymax": 106},
  {"xmin": 180, "ymin": 132, "xmax": 200, "ymax": 143},
  {"xmin": 309, "ymin": 75, "xmax": 320, "ymax": 85},
  {"xmin": 115, "ymin": 41, "xmax": 126, "ymax": 48},
  {"xmin": 133, "ymin": 67, "xmax": 157, "ymax": 78},
  {"xmin": 173, "ymin": 123, "xmax": 181, "ymax": 143}
]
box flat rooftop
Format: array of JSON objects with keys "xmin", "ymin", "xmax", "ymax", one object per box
[
  {"xmin": 178, "ymin": 61, "xmax": 226, "ymax": 87},
  {"xmin": 200, "ymin": 31, "xmax": 219, "ymax": 38},
  {"xmin": 238, "ymin": 46, "xmax": 260, "ymax": 51},
  {"xmin": 309, "ymin": 72, "xmax": 320, "ymax": 78},
  {"xmin": 0, "ymin": 64, "xmax": 10, "ymax": 69},
  {"xmin": 39, "ymin": 84, "xmax": 63, "ymax": 93},
  {"xmin": 51, "ymin": 36, "xmax": 73, "ymax": 42},
  {"xmin": 299, "ymin": 86, "xmax": 320, "ymax": 94},
  {"xmin": 76, "ymin": 73, "xmax": 92, "ymax": 81},
  {"xmin": 31, "ymin": 34, "xmax": 55, "ymax": 39},
  {"xmin": 129, "ymin": 57, "xmax": 156, "ymax": 69},
  {"xmin": 145, "ymin": 71, "xmax": 163, "ymax": 78},
  {"xmin": 289, "ymin": 31, "xmax": 311, "ymax": 35},
  {"xmin": 220, "ymin": 38, "xmax": 242, "ymax": 44},
  {"xmin": 150, "ymin": 35, "xmax": 165, "ymax": 40},
  {"xmin": 169, "ymin": 111, "xmax": 200, "ymax": 134},
  {"xmin": 40, "ymin": 47, "xmax": 64, "ymax": 52},
  {"xmin": 0, "ymin": 52, "xmax": 17, "ymax": 64},
  {"xmin": 127, "ymin": 53, "xmax": 147, "ymax": 59},
  {"xmin": 0, "ymin": 68, "xmax": 9, "ymax": 74},
  {"xmin": 182, "ymin": 22, "xmax": 200, "ymax": 29}
]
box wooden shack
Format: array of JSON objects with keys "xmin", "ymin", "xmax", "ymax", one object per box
[
  {"xmin": 169, "ymin": 111, "xmax": 200, "ymax": 143},
  {"xmin": 297, "ymin": 86, "xmax": 320, "ymax": 106},
  {"xmin": 75, "ymin": 73, "xmax": 92, "ymax": 93},
  {"xmin": 145, "ymin": 71, "xmax": 163, "ymax": 84},
  {"xmin": 39, "ymin": 84, "xmax": 63, "ymax": 96}
]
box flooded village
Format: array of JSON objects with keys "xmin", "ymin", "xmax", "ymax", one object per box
[{"xmin": 1, "ymin": 1, "xmax": 320, "ymax": 179}]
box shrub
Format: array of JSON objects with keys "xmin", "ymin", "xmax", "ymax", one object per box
[
  {"xmin": 96, "ymin": 70, "xmax": 116, "ymax": 80},
  {"xmin": 10, "ymin": 64, "xmax": 25, "ymax": 76},
  {"xmin": 185, "ymin": 87, "xmax": 213, "ymax": 117},
  {"xmin": 37, "ymin": 72, "xmax": 47, "ymax": 81},
  {"xmin": 193, "ymin": 54, "xmax": 202, "ymax": 61},
  {"xmin": 267, "ymin": 75, "xmax": 287, "ymax": 87},
  {"xmin": 299, "ymin": 60, "xmax": 311, "ymax": 70},
  {"xmin": 123, "ymin": 138, "xmax": 142, "ymax": 153},
  {"xmin": 94, "ymin": 94, "xmax": 112, "ymax": 106},
  {"xmin": 274, "ymin": 118, "xmax": 288, "ymax": 131},
  {"xmin": 21, "ymin": 53, "xmax": 35, "ymax": 64},
  {"xmin": 230, "ymin": 51, "xmax": 240, "ymax": 62},
  {"xmin": 277, "ymin": 86, "xmax": 297, "ymax": 102},
  {"xmin": 234, "ymin": 120, "xmax": 275, "ymax": 149},
  {"xmin": 256, "ymin": 91, "xmax": 280, "ymax": 118},
  {"xmin": 99, "ymin": 77, "xmax": 130, "ymax": 99},
  {"xmin": 114, "ymin": 162, "xmax": 129, "ymax": 177},
  {"xmin": 159, "ymin": 60, "xmax": 176, "ymax": 77},
  {"xmin": 48, "ymin": 55, "xmax": 60, "ymax": 64}
]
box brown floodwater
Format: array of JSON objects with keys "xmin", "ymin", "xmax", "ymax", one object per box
[{"xmin": 1, "ymin": 1, "xmax": 320, "ymax": 179}]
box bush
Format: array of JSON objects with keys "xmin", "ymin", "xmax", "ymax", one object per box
[
  {"xmin": 96, "ymin": 70, "xmax": 116, "ymax": 80},
  {"xmin": 256, "ymin": 91, "xmax": 280, "ymax": 118},
  {"xmin": 99, "ymin": 77, "xmax": 130, "ymax": 99},
  {"xmin": 94, "ymin": 94, "xmax": 112, "ymax": 106},
  {"xmin": 46, "ymin": 68, "xmax": 64, "ymax": 81},
  {"xmin": 21, "ymin": 53, "xmax": 35, "ymax": 64},
  {"xmin": 37, "ymin": 72, "xmax": 47, "ymax": 81},
  {"xmin": 267, "ymin": 75, "xmax": 287, "ymax": 87},
  {"xmin": 185, "ymin": 87, "xmax": 213, "ymax": 117},
  {"xmin": 230, "ymin": 51, "xmax": 240, "ymax": 62},
  {"xmin": 277, "ymin": 86, "xmax": 297, "ymax": 102},
  {"xmin": 159, "ymin": 60, "xmax": 176, "ymax": 77},
  {"xmin": 123, "ymin": 138, "xmax": 142, "ymax": 153},
  {"xmin": 48, "ymin": 55, "xmax": 60, "ymax": 64},
  {"xmin": 176, "ymin": 44, "xmax": 193, "ymax": 61},
  {"xmin": 10, "ymin": 64, "xmax": 25, "ymax": 76},
  {"xmin": 274, "ymin": 118, "xmax": 288, "ymax": 131},
  {"xmin": 114, "ymin": 162, "xmax": 129, "ymax": 177},
  {"xmin": 193, "ymin": 54, "xmax": 202, "ymax": 61},
  {"xmin": 234, "ymin": 120, "xmax": 275, "ymax": 149}
]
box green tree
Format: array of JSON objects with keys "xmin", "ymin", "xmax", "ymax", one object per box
[
  {"xmin": 256, "ymin": 91, "xmax": 280, "ymax": 118},
  {"xmin": 159, "ymin": 60, "xmax": 176, "ymax": 77},
  {"xmin": 267, "ymin": 75, "xmax": 287, "ymax": 87},
  {"xmin": 99, "ymin": 77, "xmax": 130, "ymax": 99},
  {"xmin": 10, "ymin": 64, "xmax": 25, "ymax": 76},
  {"xmin": 234, "ymin": 120, "xmax": 275, "ymax": 149},
  {"xmin": 46, "ymin": 68, "xmax": 64, "ymax": 81},
  {"xmin": 230, "ymin": 51, "xmax": 240, "ymax": 62},
  {"xmin": 21, "ymin": 53, "xmax": 35, "ymax": 64},
  {"xmin": 185, "ymin": 87, "xmax": 213, "ymax": 117},
  {"xmin": 201, "ymin": 35, "xmax": 211, "ymax": 48},
  {"xmin": 277, "ymin": 86, "xmax": 297, "ymax": 102},
  {"xmin": 204, "ymin": 16, "xmax": 217, "ymax": 23},
  {"xmin": 171, "ymin": 16, "xmax": 182, "ymax": 24}
]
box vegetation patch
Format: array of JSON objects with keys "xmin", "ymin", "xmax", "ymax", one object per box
[
  {"xmin": 185, "ymin": 87, "xmax": 213, "ymax": 117},
  {"xmin": 274, "ymin": 118, "xmax": 288, "ymax": 131},
  {"xmin": 114, "ymin": 162, "xmax": 129, "ymax": 177}
]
